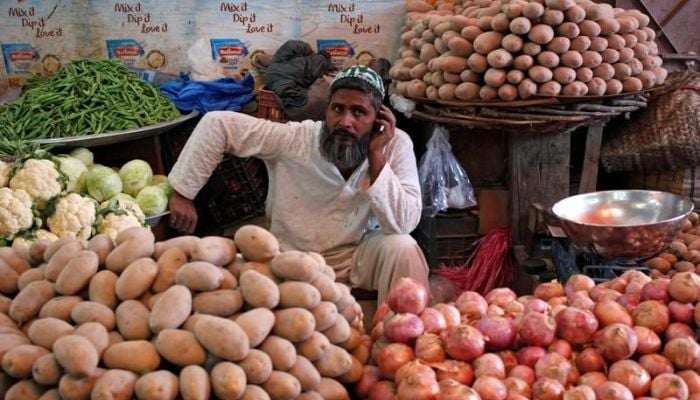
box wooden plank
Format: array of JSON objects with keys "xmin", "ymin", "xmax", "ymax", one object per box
[{"xmin": 578, "ymin": 122, "xmax": 604, "ymax": 194}]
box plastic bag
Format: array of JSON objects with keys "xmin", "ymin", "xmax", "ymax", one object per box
[
  {"xmin": 187, "ymin": 38, "xmax": 226, "ymax": 82},
  {"xmin": 389, "ymin": 93, "xmax": 416, "ymax": 118},
  {"xmin": 418, "ymin": 125, "xmax": 477, "ymax": 216}
]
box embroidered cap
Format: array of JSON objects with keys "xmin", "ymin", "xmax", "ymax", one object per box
[{"xmin": 330, "ymin": 65, "xmax": 385, "ymax": 99}]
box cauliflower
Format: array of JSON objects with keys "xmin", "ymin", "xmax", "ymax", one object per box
[
  {"xmin": 100, "ymin": 193, "xmax": 146, "ymax": 224},
  {"xmin": 0, "ymin": 187, "xmax": 35, "ymax": 240},
  {"xmin": 12, "ymin": 229, "xmax": 59, "ymax": 251},
  {"xmin": 0, "ymin": 160, "xmax": 10, "ymax": 187},
  {"xmin": 96, "ymin": 213, "xmax": 143, "ymax": 242},
  {"xmin": 9, "ymin": 159, "xmax": 64, "ymax": 210},
  {"xmin": 47, "ymin": 193, "xmax": 97, "ymax": 240}
]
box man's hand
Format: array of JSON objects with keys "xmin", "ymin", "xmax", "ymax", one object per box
[
  {"xmin": 368, "ymin": 105, "xmax": 396, "ymax": 184},
  {"xmin": 169, "ymin": 191, "xmax": 197, "ymax": 234}
]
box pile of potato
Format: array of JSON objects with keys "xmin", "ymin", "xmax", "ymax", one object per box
[
  {"xmin": 644, "ymin": 211, "xmax": 700, "ymax": 277},
  {"xmin": 392, "ymin": 0, "xmax": 668, "ymax": 101},
  {"xmin": 0, "ymin": 225, "xmax": 370, "ymax": 400}
]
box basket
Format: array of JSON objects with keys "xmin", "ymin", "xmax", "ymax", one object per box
[
  {"xmin": 601, "ymin": 71, "xmax": 700, "ymax": 172},
  {"xmin": 257, "ymin": 89, "xmax": 287, "ymax": 122},
  {"xmin": 412, "ymin": 211, "xmax": 480, "ymax": 269}
]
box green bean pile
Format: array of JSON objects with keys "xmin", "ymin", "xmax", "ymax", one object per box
[{"xmin": 0, "ymin": 59, "xmax": 181, "ymax": 157}]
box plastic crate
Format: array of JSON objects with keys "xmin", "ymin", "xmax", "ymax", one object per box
[
  {"xmin": 412, "ymin": 211, "xmax": 480, "ymax": 269},
  {"xmin": 257, "ymin": 89, "xmax": 287, "ymax": 122}
]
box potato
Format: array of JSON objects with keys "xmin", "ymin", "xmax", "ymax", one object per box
[
  {"xmin": 39, "ymin": 296, "xmax": 81, "ymax": 321},
  {"xmin": 622, "ymin": 77, "xmax": 643, "ymax": 93},
  {"xmin": 90, "ymin": 369, "xmax": 138, "ymax": 400},
  {"xmin": 406, "ymin": 79, "xmax": 426, "ymax": 98},
  {"xmin": 316, "ymin": 378, "xmax": 350, "ymax": 400},
  {"xmin": 613, "ymin": 62, "xmax": 632, "ymax": 80},
  {"xmin": 32, "ymin": 354, "xmax": 61, "ymax": 386},
  {"xmin": 546, "ymin": 37, "xmax": 570, "ymax": 55},
  {"xmin": 239, "ymin": 270, "xmax": 280, "ymax": 309},
  {"xmin": 2, "ymin": 344, "xmax": 49, "ymax": 378},
  {"xmin": 561, "ymin": 81, "xmax": 589, "ymax": 96},
  {"xmin": 485, "ymin": 49, "xmax": 512, "ymax": 69},
  {"xmin": 452, "ymin": 82, "xmax": 479, "ymax": 100},
  {"xmin": 107, "ymin": 240, "xmax": 154, "ymax": 275},
  {"xmin": 9, "ymin": 280, "xmax": 54, "ymax": 324},
  {"xmin": 153, "ymin": 236, "xmax": 200, "ymax": 259},
  {"xmin": 190, "ymin": 289, "xmax": 242, "ymax": 317},
  {"xmin": 27, "ymin": 317, "xmax": 74, "ymax": 349},
  {"xmin": 537, "ymin": 51, "xmax": 560, "ymax": 68},
  {"xmin": 71, "ymin": 301, "xmax": 115, "ymax": 330},
  {"xmin": 263, "ymin": 371, "xmax": 301, "ymax": 400},
  {"xmin": 273, "ymin": 308, "xmax": 316, "ymax": 343},
  {"xmin": 579, "ymin": 20, "xmax": 601, "ymax": 37},
  {"xmin": 189, "ymin": 236, "xmax": 236, "ymax": 266},
  {"xmin": 195, "ymin": 315, "xmax": 249, "ymax": 361},
  {"xmin": 16, "ymin": 267, "xmax": 42, "ymax": 292},
  {"xmin": 114, "ymin": 258, "xmax": 158, "ymax": 301},
  {"xmin": 409, "ymin": 64, "xmax": 427, "ymax": 81},
  {"xmin": 154, "ymin": 329, "xmax": 206, "ymax": 368},
  {"xmin": 581, "ymin": 51, "xmax": 603, "ymax": 69},
  {"xmin": 57, "ymin": 369, "xmax": 104, "ymax": 400},
  {"xmin": 323, "ymin": 314, "xmax": 352, "ymax": 344},
  {"xmin": 489, "ymin": 13, "xmax": 509, "ymax": 32},
  {"xmin": 115, "ymin": 226, "xmax": 154, "ymax": 246},
  {"xmin": 449, "ymin": 15, "xmax": 471, "ymax": 31},
  {"xmin": 86, "ymin": 233, "xmax": 113, "ymax": 267},
  {"xmin": 234, "ymin": 225, "xmax": 279, "ymax": 262},
  {"xmin": 219, "ymin": 266, "xmax": 238, "ymax": 290},
  {"xmin": 150, "ymin": 247, "xmax": 187, "ymax": 294},
  {"xmin": 239, "ymin": 349, "xmax": 273, "ymax": 384},
  {"xmin": 174, "ymin": 261, "xmax": 223, "ymax": 292},
  {"xmin": 496, "ymin": 84, "xmax": 516, "ymax": 101},
  {"xmin": 288, "ymin": 355, "xmax": 322, "ymax": 392},
  {"xmin": 426, "ymin": 86, "xmax": 439, "ymax": 100},
  {"xmin": 179, "ymin": 365, "xmax": 210, "ymax": 400},
  {"xmin": 568, "ymin": 37, "xmax": 590, "ymax": 53},
  {"xmin": 313, "ymin": 344, "xmax": 353, "ymax": 378},
  {"xmin": 510, "ymin": 55, "xmax": 532, "ymax": 73},
  {"xmin": 0, "ymin": 248, "xmax": 30, "ymax": 274},
  {"xmin": 103, "ymin": 340, "xmax": 160, "ymax": 372},
  {"xmin": 562, "ymin": 5, "xmax": 584, "ymax": 22},
  {"xmin": 538, "ymin": 81, "xmax": 562, "ymax": 96},
  {"xmin": 553, "ymin": 67, "xmax": 577, "ymax": 85},
  {"xmin": 556, "ymin": 22, "xmax": 580, "ymax": 38},
  {"xmin": 587, "ymin": 77, "xmax": 607, "ymax": 95},
  {"xmin": 605, "ymin": 78, "xmax": 623, "ymax": 95},
  {"xmin": 45, "ymin": 240, "xmax": 84, "ymax": 281},
  {"xmin": 296, "ymin": 332, "xmax": 331, "ymax": 362},
  {"xmin": 523, "ymin": 2, "xmax": 545, "ymax": 19},
  {"xmin": 108, "ymin": 331, "xmax": 124, "ymax": 346},
  {"xmin": 618, "ymin": 47, "xmax": 635, "ymax": 64},
  {"xmin": 461, "ymin": 26, "xmax": 483, "ymax": 41},
  {"xmin": 149, "ymin": 284, "xmax": 192, "ymax": 334},
  {"xmin": 528, "ymin": 24, "xmax": 555, "ymax": 45},
  {"xmin": 503, "ymin": 70, "xmax": 525, "ymax": 85},
  {"xmin": 260, "ymin": 335, "xmax": 297, "ymax": 371},
  {"xmin": 542, "ymin": 9, "xmax": 565, "ymax": 25},
  {"xmin": 0, "ymin": 333, "xmax": 30, "ymax": 361},
  {"xmin": 528, "ymin": 66, "xmax": 553, "ymax": 83},
  {"xmin": 575, "ymin": 67, "xmax": 593, "ymax": 83},
  {"xmin": 617, "ymin": 17, "xmax": 639, "ymax": 34},
  {"xmin": 53, "ymin": 335, "xmax": 99, "ymax": 377},
  {"xmin": 0, "ymin": 295, "xmax": 10, "ymax": 315},
  {"xmin": 467, "ymin": 53, "xmax": 488, "ymax": 73},
  {"xmin": 433, "ymin": 37, "xmax": 448, "ymax": 55},
  {"xmin": 229, "ymin": 309, "xmax": 275, "ymax": 349},
  {"xmin": 28, "ymin": 240, "xmax": 51, "ymax": 266},
  {"xmin": 212, "ymin": 362, "xmax": 247, "ymax": 400},
  {"xmin": 5, "ymin": 379, "xmax": 45, "ymax": 400},
  {"xmin": 113, "ymin": 300, "xmax": 151, "ymax": 340},
  {"xmin": 522, "ymin": 42, "xmax": 542, "ymax": 56},
  {"xmin": 641, "ymin": 26, "xmax": 656, "ymax": 41},
  {"xmin": 75, "ymin": 322, "xmax": 109, "ymax": 357},
  {"xmin": 43, "ymin": 238, "xmax": 71, "ymax": 262},
  {"xmin": 446, "ymin": 36, "xmax": 473, "ymax": 58},
  {"xmin": 241, "ymin": 385, "xmax": 271, "ymax": 400},
  {"xmin": 473, "ymin": 31, "xmax": 504, "ymax": 55},
  {"xmin": 637, "ymin": 70, "xmax": 657, "ymax": 89},
  {"xmin": 134, "ymin": 370, "xmax": 178, "ymax": 400},
  {"xmin": 88, "ymin": 270, "xmax": 118, "ymax": 309},
  {"xmin": 546, "ymin": 0, "xmax": 574, "ymax": 11}
]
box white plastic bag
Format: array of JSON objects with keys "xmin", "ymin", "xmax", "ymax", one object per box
[
  {"xmin": 418, "ymin": 125, "xmax": 477, "ymax": 216},
  {"xmin": 187, "ymin": 38, "xmax": 226, "ymax": 81}
]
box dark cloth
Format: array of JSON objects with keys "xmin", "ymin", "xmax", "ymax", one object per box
[{"xmin": 264, "ymin": 40, "xmax": 334, "ymax": 118}]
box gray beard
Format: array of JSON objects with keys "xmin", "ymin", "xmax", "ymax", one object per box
[{"xmin": 319, "ymin": 122, "xmax": 369, "ymax": 170}]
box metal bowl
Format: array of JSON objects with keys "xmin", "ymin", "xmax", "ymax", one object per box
[{"xmin": 551, "ymin": 190, "xmax": 694, "ymax": 260}]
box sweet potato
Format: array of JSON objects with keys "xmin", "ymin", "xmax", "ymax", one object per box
[
  {"xmin": 239, "ymin": 349, "xmax": 273, "ymax": 385},
  {"xmin": 234, "ymin": 225, "xmax": 280, "ymax": 262},
  {"xmin": 115, "ymin": 300, "xmax": 151, "ymax": 340},
  {"xmin": 155, "ymin": 329, "xmax": 207, "ymax": 366},
  {"xmin": 103, "ymin": 340, "xmax": 161, "ymax": 372},
  {"xmin": 134, "ymin": 370, "xmax": 178, "ymax": 400},
  {"xmin": 149, "ymin": 285, "xmax": 192, "ymax": 333},
  {"xmin": 9, "ymin": 280, "xmax": 55, "ymax": 323},
  {"xmin": 45, "ymin": 240, "xmax": 84, "ymax": 281},
  {"xmin": 27, "ymin": 317, "xmax": 74, "ymax": 349},
  {"xmin": 71, "ymin": 301, "xmax": 116, "ymax": 330},
  {"xmin": 32, "ymin": 354, "xmax": 61, "ymax": 386},
  {"xmin": 153, "ymin": 236, "xmax": 200, "ymax": 259},
  {"xmin": 88, "ymin": 270, "xmax": 118, "ymax": 309},
  {"xmin": 105, "ymin": 239, "xmax": 154, "ymax": 274},
  {"xmin": 39, "ymin": 296, "xmax": 81, "ymax": 321},
  {"xmin": 87, "ymin": 233, "xmax": 113, "ymax": 267},
  {"xmin": 90, "ymin": 369, "xmax": 138, "ymax": 400},
  {"xmin": 53, "ymin": 335, "xmax": 99, "ymax": 377},
  {"xmin": 2, "ymin": 344, "xmax": 49, "ymax": 378},
  {"xmin": 75, "ymin": 322, "xmax": 110, "ymax": 357},
  {"xmin": 179, "ymin": 365, "xmax": 210, "ymax": 400},
  {"xmin": 195, "ymin": 315, "xmax": 249, "ymax": 361},
  {"xmin": 239, "ymin": 270, "xmax": 280, "ymax": 309}
]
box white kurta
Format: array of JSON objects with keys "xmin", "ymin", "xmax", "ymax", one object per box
[{"xmin": 168, "ymin": 111, "xmax": 423, "ymax": 254}]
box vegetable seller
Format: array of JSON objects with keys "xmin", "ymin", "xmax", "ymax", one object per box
[{"xmin": 167, "ymin": 66, "xmax": 429, "ymax": 303}]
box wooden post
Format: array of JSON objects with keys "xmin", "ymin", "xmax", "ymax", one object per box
[{"xmin": 578, "ymin": 122, "xmax": 604, "ymax": 194}]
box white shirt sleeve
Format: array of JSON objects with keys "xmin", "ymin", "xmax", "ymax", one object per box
[
  {"xmin": 359, "ymin": 130, "xmax": 422, "ymax": 235},
  {"xmin": 168, "ymin": 111, "xmax": 314, "ymax": 200}
]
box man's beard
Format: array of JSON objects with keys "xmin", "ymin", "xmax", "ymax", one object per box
[{"xmin": 319, "ymin": 122, "xmax": 370, "ymax": 170}]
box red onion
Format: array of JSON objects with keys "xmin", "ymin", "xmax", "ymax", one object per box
[
  {"xmin": 651, "ymin": 373, "xmax": 689, "ymax": 400},
  {"xmin": 665, "ymin": 337, "xmax": 700, "ymax": 370},
  {"xmin": 473, "ymin": 376, "xmax": 507, "ymax": 400},
  {"xmin": 397, "ymin": 375, "xmax": 439, "ymax": 400},
  {"xmin": 504, "ymin": 377, "xmax": 531, "ymax": 398},
  {"xmin": 373, "ymin": 303, "xmax": 391, "ymax": 328},
  {"xmin": 519, "ymin": 312, "xmax": 556, "ymax": 347},
  {"xmin": 640, "ymin": 278, "xmax": 670, "ymax": 303},
  {"xmin": 567, "ymin": 364, "xmax": 580, "ymax": 387},
  {"xmin": 441, "ymin": 324, "xmax": 485, "ymax": 362},
  {"xmin": 666, "ymin": 322, "xmax": 696, "ymax": 341},
  {"xmin": 575, "ymin": 348, "xmax": 605, "ymax": 373},
  {"xmin": 376, "ymin": 343, "xmax": 414, "ymax": 379},
  {"xmin": 487, "ymin": 304, "xmax": 506, "ymax": 318},
  {"xmin": 368, "ymin": 380, "xmax": 396, "ymax": 400},
  {"xmin": 632, "ymin": 300, "xmax": 670, "ymax": 334},
  {"xmin": 438, "ymin": 379, "xmax": 480, "ymax": 400},
  {"xmin": 474, "ymin": 353, "xmax": 506, "ymax": 379},
  {"xmin": 593, "ymin": 299, "xmax": 633, "ymax": 326},
  {"xmin": 535, "ymin": 281, "xmax": 565, "ymax": 301},
  {"xmin": 371, "ymin": 321, "xmax": 384, "ymax": 341},
  {"xmin": 434, "ymin": 360, "xmax": 474, "ymax": 385},
  {"xmin": 475, "ymin": 315, "xmax": 517, "ymax": 351},
  {"xmin": 551, "ymin": 304, "xmax": 567, "ymax": 317},
  {"xmin": 356, "ymin": 366, "xmax": 381, "ymax": 398},
  {"xmin": 594, "ymin": 323, "xmax": 638, "ymax": 361},
  {"xmin": 384, "ymin": 313, "xmax": 424, "ymax": 344},
  {"xmin": 633, "ymin": 326, "xmax": 662, "ymax": 355},
  {"xmin": 548, "ymin": 296, "xmax": 568, "ymax": 308},
  {"xmin": 608, "ymin": 360, "xmax": 651, "ymax": 397},
  {"xmin": 420, "ymin": 308, "xmax": 447, "ymax": 334},
  {"xmin": 532, "ymin": 378, "xmax": 565, "ymax": 400},
  {"xmin": 668, "ymin": 272, "xmax": 700, "ymax": 303},
  {"xmin": 563, "ymin": 385, "xmax": 596, "ymax": 400},
  {"xmin": 554, "ymin": 307, "xmax": 599, "ymax": 345},
  {"xmin": 524, "ymin": 298, "xmax": 552, "ymax": 314},
  {"xmin": 571, "ymin": 296, "xmax": 595, "ymax": 311},
  {"xmin": 498, "ymin": 350, "xmax": 518, "ymax": 373},
  {"xmin": 606, "ymin": 277, "xmax": 629, "ymax": 293},
  {"xmin": 394, "ymin": 360, "xmax": 436, "ymax": 385},
  {"xmin": 415, "ymin": 333, "xmax": 445, "ymax": 363},
  {"xmin": 639, "ymin": 354, "xmax": 675, "ymax": 377},
  {"xmin": 535, "ymin": 352, "xmax": 571, "ymax": 385},
  {"xmin": 486, "ymin": 288, "xmax": 517, "ymax": 308},
  {"xmin": 509, "ymin": 365, "xmax": 536, "ymax": 387},
  {"xmin": 387, "ymin": 277, "xmax": 428, "ymax": 314},
  {"xmin": 579, "ymin": 371, "xmax": 607, "ymax": 387},
  {"xmin": 617, "ymin": 293, "xmax": 641, "ymax": 311},
  {"xmin": 678, "ymin": 370, "xmax": 700, "ymax": 395},
  {"xmin": 669, "ymin": 301, "xmax": 695, "ymax": 324},
  {"xmin": 565, "ymin": 275, "xmax": 596, "ymax": 298},
  {"xmin": 517, "ymin": 346, "xmax": 547, "ymax": 368},
  {"xmin": 455, "ymin": 291, "xmax": 488, "ymax": 320},
  {"xmin": 625, "ymin": 280, "xmax": 644, "ymax": 296},
  {"xmin": 548, "ymin": 340, "xmax": 573, "ymax": 359},
  {"xmin": 595, "ymin": 381, "xmax": 634, "ymax": 400},
  {"xmin": 621, "ymin": 269, "xmax": 652, "ymax": 286},
  {"xmin": 589, "ymin": 286, "xmax": 622, "ymax": 302},
  {"xmin": 505, "ymin": 301, "xmax": 525, "ymax": 317},
  {"xmin": 433, "ymin": 303, "xmax": 460, "ymax": 327}
]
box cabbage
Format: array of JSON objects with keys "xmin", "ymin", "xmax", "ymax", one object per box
[
  {"xmin": 100, "ymin": 193, "xmax": 145, "ymax": 223},
  {"xmin": 119, "ymin": 159, "xmax": 153, "ymax": 196},
  {"xmin": 136, "ymin": 185, "xmax": 168, "ymax": 216},
  {"xmin": 152, "ymin": 174, "xmax": 173, "ymax": 198},
  {"xmin": 86, "ymin": 165, "xmax": 123, "ymax": 202},
  {"xmin": 56, "ymin": 155, "xmax": 88, "ymax": 193},
  {"xmin": 152, "ymin": 174, "xmax": 168, "ymax": 185},
  {"xmin": 70, "ymin": 148, "xmax": 94, "ymax": 167}
]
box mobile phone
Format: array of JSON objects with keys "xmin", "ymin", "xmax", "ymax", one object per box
[{"xmin": 374, "ymin": 121, "xmax": 385, "ymax": 133}]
